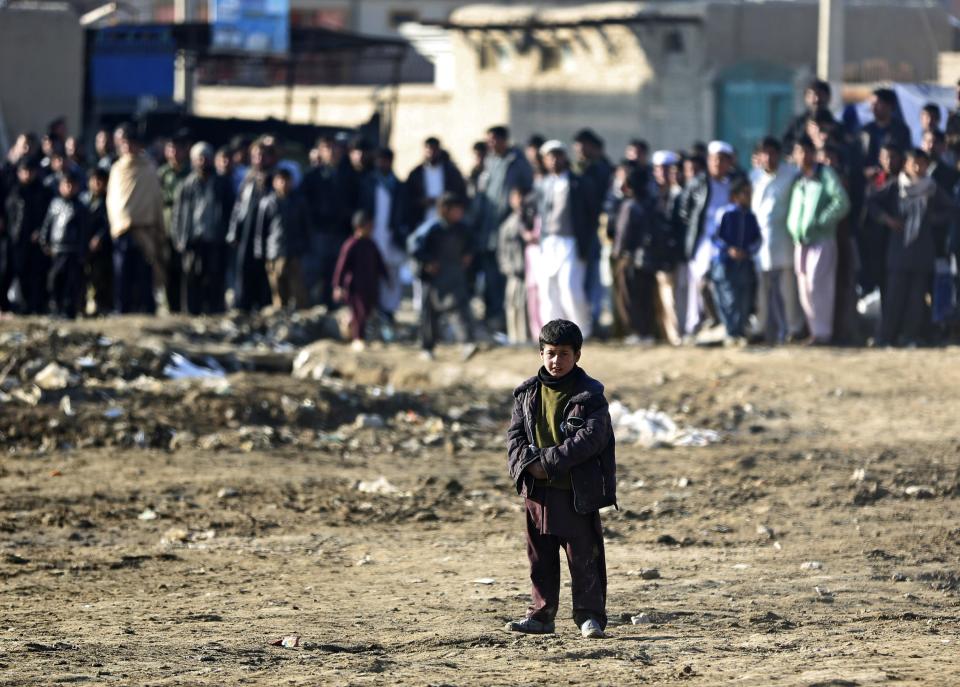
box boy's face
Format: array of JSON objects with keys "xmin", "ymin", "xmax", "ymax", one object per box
[
  {"xmin": 356, "ymin": 221, "xmax": 373, "ymax": 237},
  {"xmin": 907, "ymin": 155, "xmax": 929, "ymax": 180},
  {"xmin": 443, "ymin": 205, "xmax": 465, "ymax": 224},
  {"xmin": 733, "ymin": 189, "xmax": 751, "ymax": 207},
  {"xmin": 509, "ymin": 189, "xmax": 524, "ymax": 211},
  {"xmin": 273, "ymin": 175, "xmax": 290, "ymax": 196},
  {"xmin": 59, "ymin": 178, "xmax": 78, "ymax": 198},
  {"xmin": 540, "ymin": 344, "xmax": 580, "ymax": 378},
  {"xmin": 88, "ymin": 176, "xmax": 105, "ymax": 195}
]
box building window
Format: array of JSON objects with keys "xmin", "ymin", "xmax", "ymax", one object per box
[
  {"xmin": 539, "ymin": 41, "xmax": 573, "ymax": 72},
  {"xmin": 540, "ymin": 44, "xmax": 560, "ymax": 72},
  {"xmin": 664, "ymin": 30, "xmax": 684, "ymax": 55},
  {"xmin": 493, "ymin": 41, "xmax": 512, "ymax": 72}
]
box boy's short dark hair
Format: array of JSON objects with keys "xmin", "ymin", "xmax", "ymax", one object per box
[
  {"xmin": 907, "ymin": 147, "xmax": 930, "ymax": 162},
  {"xmin": 424, "ymin": 136, "xmax": 440, "ymax": 147},
  {"xmin": 922, "ymin": 102, "xmax": 941, "ymax": 119},
  {"xmin": 539, "ymin": 319, "xmax": 583, "ymax": 352},
  {"xmin": 487, "ymin": 125, "xmax": 509, "ymax": 140},
  {"xmin": 881, "ymin": 141, "xmax": 905, "ymax": 158},
  {"xmin": 795, "ymin": 134, "xmax": 816, "ymax": 151},
  {"xmin": 88, "ymin": 167, "xmax": 109, "ymax": 182},
  {"xmin": 729, "ymin": 178, "xmax": 752, "ymax": 198},
  {"xmin": 472, "ymin": 140, "xmax": 488, "ymax": 155},
  {"xmin": 438, "ymin": 191, "xmax": 466, "ymax": 211},
  {"xmin": 526, "ymin": 134, "xmax": 545, "ymax": 149},
  {"xmin": 759, "ymin": 136, "xmax": 782, "ymax": 153},
  {"xmin": 574, "ymin": 128, "xmax": 602, "ymax": 147},
  {"xmin": 807, "ymin": 78, "xmax": 831, "ymax": 99},
  {"xmin": 873, "ymin": 88, "xmax": 897, "ymax": 107},
  {"xmin": 274, "ymin": 167, "xmax": 293, "ymax": 181},
  {"xmin": 352, "ymin": 209, "xmax": 373, "ymax": 228}
]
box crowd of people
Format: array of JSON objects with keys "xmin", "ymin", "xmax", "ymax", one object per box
[{"xmin": 3, "ymin": 78, "xmax": 960, "ymax": 352}]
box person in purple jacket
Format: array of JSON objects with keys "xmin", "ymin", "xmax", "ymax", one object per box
[
  {"xmin": 711, "ymin": 179, "xmax": 763, "ymax": 342},
  {"xmin": 332, "ymin": 209, "xmax": 388, "ymax": 351}
]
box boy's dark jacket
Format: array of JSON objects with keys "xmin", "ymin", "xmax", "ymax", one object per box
[{"xmin": 507, "ymin": 367, "xmax": 617, "ymax": 514}]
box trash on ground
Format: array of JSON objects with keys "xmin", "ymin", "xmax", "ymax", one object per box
[
  {"xmin": 34, "ymin": 363, "xmax": 71, "ymax": 390},
  {"xmin": 163, "ymin": 353, "xmax": 225, "ymax": 380},
  {"xmin": 355, "ymin": 477, "xmax": 406, "ymax": 496},
  {"xmin": 608, "ymin": 401, "xmax": 720, "ymax": 448},
  {"xmin": 270, "ymin": 635, "xmax": 301, "ymax": 648}
]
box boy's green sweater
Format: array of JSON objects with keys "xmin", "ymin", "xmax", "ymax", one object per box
[
  {"xmin": 786, "ymin": 164, "xmax": 850, "ymax": 245},
  {"xmin": 533, "ymin": 369, "xmax": 577, "ymax": 489}
]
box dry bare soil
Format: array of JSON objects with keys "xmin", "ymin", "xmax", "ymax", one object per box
[{"xmin": 2, "ymin": 317, "xmax": 959, "ymax": 686}]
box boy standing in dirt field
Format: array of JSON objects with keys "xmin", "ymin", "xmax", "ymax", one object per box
[{"xmin": 505, "ymin": 319, "xmax": 616, "ymax": 639}]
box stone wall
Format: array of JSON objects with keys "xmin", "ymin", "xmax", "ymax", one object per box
[{"xmin": 0, "ymin": 7, "xmax": 83, "ymax": 149}]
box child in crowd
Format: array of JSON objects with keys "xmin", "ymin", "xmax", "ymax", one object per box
[
  {"xmin": 332, "ymin": 210, "xmax": 388, "ymax": 351},
  {"xmin": 40, "ymin": 169, "xmax": 88, "ymax": 318},
  {"xmin": 868, "ymin": 148, "xmax": 953, "ymax": 346},
  {"xmin": 83, "ymin": 168, "xmax": 113, "ymax": 315},
  {"xmin": 407, "ymin": 192, "xmax": 476, "ymax": 360},
  {"xmin": 612, "ymin": 169, "xmax": 660, "ymax": 343},
  {"xmin": 497, "ymin": 187, "xmax": 530, "ymax": 344},
  {"xmin": 710, "ymin": 179, "xmax": 762, "ymax": 342},
  {"xmin": 256, "ymin": 168, "xmax": 308, "ymax": 310},
  {"xmin": 505, "ymin": 319, "xmax": 616, "ymax": 639}
]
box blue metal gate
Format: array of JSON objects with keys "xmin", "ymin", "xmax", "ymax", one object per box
[{"xmin": 716, "ymin": 62, "xmax": 794, "ymax": 168}]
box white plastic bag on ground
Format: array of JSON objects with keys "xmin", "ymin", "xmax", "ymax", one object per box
[{"xmin": 608, "ymin": 401, "xmax": 719, "ymax": 448}]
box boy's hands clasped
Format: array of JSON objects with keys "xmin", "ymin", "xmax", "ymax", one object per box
[{"xmin": 526, "ymin": 461, "xmax": 548, "ymax": 480}]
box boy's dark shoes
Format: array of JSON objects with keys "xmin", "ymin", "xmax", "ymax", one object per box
[
  {"xmin": 579, "ymin": 619, "xmax": 606, "ymax": 639},
  {"xmin": 504, "ymin": 618, "xmax": 555, "ymax": 635}
]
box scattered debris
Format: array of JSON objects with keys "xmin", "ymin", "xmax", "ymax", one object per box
[
  {"xmin": 270, "ymin": 635, "xmax": 301, "ymax": 649},
  {"xmin": 627, "ymin": 568, "xmax": 661, "ymax": 580},
  {"xmin": 34, "ymin": 362, "xmax": 72, "ymax": 390},
  {"xmin": 216, "ymin": 487, "xmax": 240, "ymax": 500},
  {"xmin": 608, "ymin": 402, "xmax": 720, "ymax": 448},
  {"xmin": 354, "ymin": 414, "xmax": 386, "ymax": 430},
  {"xmin": 137, "ymin": 508, "xmax": 159, "ymax": 521},
  {"xmin": 472, "ymin": 578, "xmax": 496, "ymax": 585},
  {"xmin": 904, "ymin": 485, "xmax": 935, "ymax": 499},
  {"xmin": 800, "ymin": 561, "xmax": 824, "ymax": 571},
  {"xmin": 163, "ymin": 353, "xmax": 225, "ymax": 380},
  {"xmin": 756, "ymin": 524, "xmax": 775, "ymax": 540},
  {"xmin": 356, "ymin": 477, "xmax": 406, "ymax": 496}
]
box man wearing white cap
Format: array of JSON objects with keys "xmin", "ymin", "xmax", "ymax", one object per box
[
  {"xmin": 677, "ymin": 140, "xmax": 742, "ymax": 335},
  {"xmin": 534, "ymin": 140, "xmax": 594, "ymax": 338}
]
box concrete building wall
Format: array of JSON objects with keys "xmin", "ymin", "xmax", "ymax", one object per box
[
  {"xmin": 703, "ymin": 1, "xmax": 951, "ymax": 82},
  {"xmin": 193, "ymin": 84, "xmax": 457, "ymax": 176},
  {"xmin": 0, "ymin": 7, "xmax": 83, "ymax": 149}
]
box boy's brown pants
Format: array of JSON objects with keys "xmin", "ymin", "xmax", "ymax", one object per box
[
  {"xmin": 266, "ymin": 257, "xmax": 307, "ymax": 310},
  {"xmin": 525, "ymin": 485, "xmax": 607, "ymax": 629}
]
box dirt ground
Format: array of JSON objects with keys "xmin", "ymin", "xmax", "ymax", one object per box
[{"xmin": 1, "ymin": 317, "xmax": 959, "ymax": 686}]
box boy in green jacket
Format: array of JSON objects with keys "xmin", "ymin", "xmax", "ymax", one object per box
[{"xmin": 786, "ymin": 135, "xmax": 850, "ymax": 344}]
